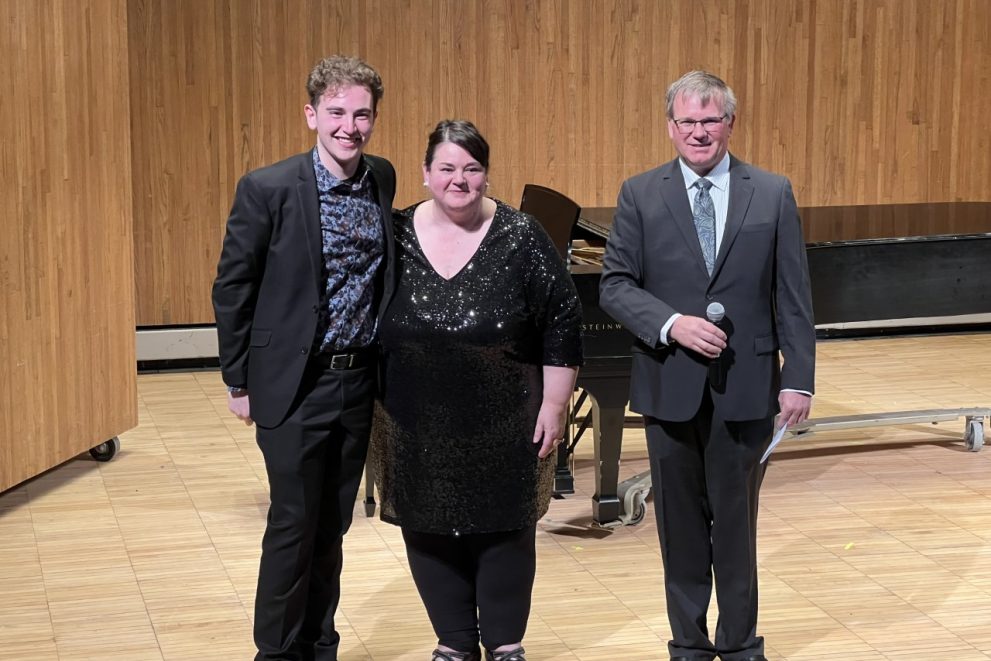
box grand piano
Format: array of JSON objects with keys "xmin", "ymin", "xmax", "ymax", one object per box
[
  {"xmin": 563, "ymin": 262, "xmax": 638, "ymax": 526},
  {"xmin": 516, "ymin": 186, "xmax": 642, "ymax": 527},
  {"xmin": 556, "ymin": 202, "xmax": 991, "ymax": 527},
  {"xmin": 551, "ymin": 207, "xmax": 647, "ymax": 528}
]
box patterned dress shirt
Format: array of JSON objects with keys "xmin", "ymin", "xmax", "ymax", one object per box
[{"xmin": 311, "ymin": 148, "xmax": 384, "ymax": 352}]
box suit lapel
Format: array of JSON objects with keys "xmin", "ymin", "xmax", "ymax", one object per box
[
  {"xmin": 365, "ymin": 157, "xmax": 394, "ymax": 244},
  {"xmin": 365, "ymin": 154, "xmax": 394, "ymax": 280},
  {"xmin": 295, "ymin": 152, "xmax": 324, "ymax": 293},
  {"xmin": 710, "ymin": 157, "xmax": 754, "ymax": 282},
  {"xmin": 659, "ymin": 159, "xmax": 710, "ymax": 279},
  {"xmin": 366, "ymin": 157, "xmax": 391, "ymax": 219}
]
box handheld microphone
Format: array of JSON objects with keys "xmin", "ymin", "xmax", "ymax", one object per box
[
  {"xmin": 706, "ymin": 302, "xmax": 726, "ymax": 389},
  {"xmin": 705, "ymin": 302, "xmax": 725, "ymax": 325}
]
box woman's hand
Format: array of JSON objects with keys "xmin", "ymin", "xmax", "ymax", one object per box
[
  {"xmin": 532, "ymin": 401, "xmax": 567, "ymax": 459},
  {"xmin": 532, "ymin": 365, "xmax": 579, "ymax": 459}
]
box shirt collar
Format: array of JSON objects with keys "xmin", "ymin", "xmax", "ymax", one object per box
[
  {"xmin": 312, "ymin": 147, "xmax": 370, "ymax": 191},
  {"xmin": 679, "ymin": 152, "xmax": 731, "ymax": 192}
]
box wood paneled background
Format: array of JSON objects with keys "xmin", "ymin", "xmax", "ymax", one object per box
[
  {"xmin": 124, "ymin": 0, "xmax": 990, "ymax": 325},
  {"xmin": 1, "ymin": 0, "xmax": 138, "ymax": 491}
]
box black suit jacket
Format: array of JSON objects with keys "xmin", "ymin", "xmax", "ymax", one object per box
[
  {"xmin": 212, "ymin": 151, "xmax": 396, "ymax": 427},
  {"xmin": 599, "ymin": 156, "xmax": 815, "ymax": 422}
]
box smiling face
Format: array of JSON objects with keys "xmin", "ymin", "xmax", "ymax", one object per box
[
  {"xmin": 304, "ymin": 84, "xmax": 376, "ymax": 179},
  {"xmin": 422, "ymin": 141, "xmax": 488, "ymax": 215},
  {"xmin": 667, "ymin": 91, "xmax": 735, "ymax": 176}
]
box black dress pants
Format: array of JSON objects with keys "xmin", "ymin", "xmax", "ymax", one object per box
[
  {"xmin": 253, "ymin": 359, "xmax": 375, "ymax": 661},
  {"xmin": 644, "ymin": 388, "xmax": 772, "ymax": 661},
  {"xmin": 402, "ymin": 526, "xmax": 536, "ymax": 653}
]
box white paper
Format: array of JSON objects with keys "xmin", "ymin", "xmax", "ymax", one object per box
[{"xmin": 760, "ymin": 422, "xmax": 789, "ymax": 464}]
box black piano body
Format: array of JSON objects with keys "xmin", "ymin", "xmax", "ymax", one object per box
[
  {"xmin": 556, "ymin": 212, "xmax": 647, "ymax": 527},
  {"xmin": 565, "ymin": 264, "xmax": 636, "ymax": 526}
]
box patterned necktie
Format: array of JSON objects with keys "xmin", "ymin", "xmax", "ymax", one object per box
[{"xmin": 693, "ymin": 177, "xmax": 716, "ymax": 275}]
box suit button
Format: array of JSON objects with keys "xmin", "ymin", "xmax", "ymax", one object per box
[{"xmin": 300, "ymin": 347, "xmax": 307, "ymax": 354}]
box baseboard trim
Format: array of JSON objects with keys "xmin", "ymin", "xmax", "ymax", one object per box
[
  {"xmin": 136, "ymin": 326, "xmax": 218, "ymax": 361},
  {"xmin": 135, "ymin": 314, "xmax": 990, "ymax": 365}
]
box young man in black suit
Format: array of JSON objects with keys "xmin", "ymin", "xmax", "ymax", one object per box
[{"xmin": 213, "ymin": 54, "xmax": 395, "ymax": 661}]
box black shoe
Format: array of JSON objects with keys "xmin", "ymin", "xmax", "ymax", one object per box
[
  {"xmin": 485, "ymin": 647, "xmax": 526, "ymax": 661},
  {"xmin": 432, "ymin": 648, "xmax": 481, "ymax": 661}
]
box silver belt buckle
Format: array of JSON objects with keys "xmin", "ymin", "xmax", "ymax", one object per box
[{"xmin": 329, "ymin": 353, "xmax": 353, "ymax": 369}]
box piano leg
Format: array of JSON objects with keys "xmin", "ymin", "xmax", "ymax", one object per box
[
  {"xmin": 363, "ymin": 462, "xmax": 376, "ymax": 517},
  {"xmin": 553, "ymin": 426, "xmax": 575, "ymax": 494},
  {"xmin": 552, "ymin": 392, "xmax": 590, "ymax": 494},
  {"xmin": 591, "ymin": 398, "xmax": 626, "ymax": 526}
]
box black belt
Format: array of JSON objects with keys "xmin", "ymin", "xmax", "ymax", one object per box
[{"xmin": 313, "ymin": 346, "xmax": 376, "ymax": 370}]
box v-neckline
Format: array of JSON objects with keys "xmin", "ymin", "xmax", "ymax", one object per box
[{"xmin": 410, "ymin": 204, "xmax": 497, "ymax": 282}]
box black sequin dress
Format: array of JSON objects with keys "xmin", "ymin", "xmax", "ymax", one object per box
[{"xmin": 370, "ymin": 200, "xmax": 583, "ymax": 535}]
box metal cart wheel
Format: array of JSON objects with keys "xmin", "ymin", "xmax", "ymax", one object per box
[
  {"xmin": 619, "ymin": 487, "xmax": 649, "ymax": 526},
  {"xmin": 964, "ymin": 419, "xmax": 984, "ymax": 452},
  {"xmin": 89, "ymin": 437, "xmax": 120, "ymax": 462}
]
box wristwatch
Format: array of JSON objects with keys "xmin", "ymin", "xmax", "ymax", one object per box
[{"xmin": 227, "ymin": 385, "xmax": 248, "ymax": 395}]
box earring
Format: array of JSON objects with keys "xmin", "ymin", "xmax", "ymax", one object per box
[{"xmin": 422, "ymin": 181, "xmax": 428, "ymax": 187}]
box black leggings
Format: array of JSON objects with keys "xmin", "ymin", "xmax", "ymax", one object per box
[{"xmin": 402, "ymin": 526, "xmax": 537, "ymax": 653}]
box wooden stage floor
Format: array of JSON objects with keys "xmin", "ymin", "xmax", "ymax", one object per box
[{"xmin": 1, "ymin": 332, "xmax": 990, "ymax": 660}]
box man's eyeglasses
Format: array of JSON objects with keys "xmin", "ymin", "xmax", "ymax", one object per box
[{"xmin": 672, "ymin": 115, "xmax": 727, "ymax": 135}]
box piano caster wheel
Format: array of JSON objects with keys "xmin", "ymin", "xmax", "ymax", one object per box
[
  {"xmin": 618, "ymin": 487, "xmax": 649, "ymax": 526},
  {"xmin": 616, "ymin": 470, "xmax": 652, "ymax": 526}
]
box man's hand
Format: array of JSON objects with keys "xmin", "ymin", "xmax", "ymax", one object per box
[
  {"xmin": 669, "ymin": 315, "xmax": 727, "ymax": 359},
  {"xmin": 532, "ymin": 401, "xmax": 567, "ymax": 459},
  {"xmin": 778, "ymin": 391, "xmax": 811, "ymax": 429},
  {"xmin": 227, "ymin": 390, "xmax": 253, "ymax": 426}
]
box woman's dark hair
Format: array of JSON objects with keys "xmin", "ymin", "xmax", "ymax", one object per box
[{"xmin": 424, "ymin": 119, "xmax": 490, "ymax": 170}]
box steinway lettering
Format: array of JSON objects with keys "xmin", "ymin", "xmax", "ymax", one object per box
[{"xmin": 582, "ymin": 322, "xmax": 624, "ymax": 331}]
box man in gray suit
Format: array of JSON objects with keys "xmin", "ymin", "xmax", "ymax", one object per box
[{"xmin": 600, "ymin": 71, "xmax": 815, "ymax": 661}]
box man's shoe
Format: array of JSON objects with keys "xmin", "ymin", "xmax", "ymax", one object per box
[{"xmin": 742, "ymin": 656, "xmax": 768, "ymax": 661}]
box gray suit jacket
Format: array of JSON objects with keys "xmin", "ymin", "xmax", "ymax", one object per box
[{"xmin": 599, "ymin": 155, "xmax": 815, "ymax": 422}]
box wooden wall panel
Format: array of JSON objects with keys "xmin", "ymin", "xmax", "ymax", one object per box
[
  {"xmin": 128, "ymin": 0, "xmax": 991, "ymax": 326},
  {"xmin": 128, "ymin": 0, "xmax": 237, "ymax": 326},
  {"xmin": 1, "ymin": 0, "xmax": 138, "ymax": 492}
]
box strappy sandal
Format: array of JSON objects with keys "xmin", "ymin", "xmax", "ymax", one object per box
[
  {"xmin": 432, "ymin": 648, "xmax": 482, "ymax": 661},
  {"xmin": 485, "ymin": 647, "xmax": 526, "ymax": 661}
]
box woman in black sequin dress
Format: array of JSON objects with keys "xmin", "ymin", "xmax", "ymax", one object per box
[{"xmin": 370, "ymin": 121, "xmax": 583, "ymax": 661}]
